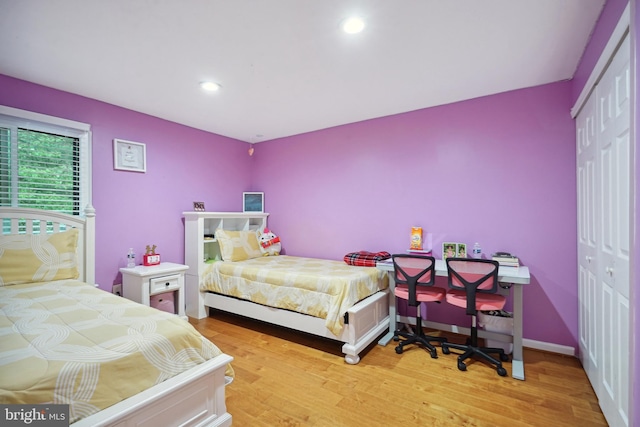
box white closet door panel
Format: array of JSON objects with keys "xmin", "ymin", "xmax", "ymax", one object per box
[
  {"xmin": 599, "ymin": 279, "xmax": 614, "ymax": 400},
  {"xmin": 599, "ymin": 142, "xmax": 614, "ymax": 255},
  {"xmin": 611, "ymin": 100, "xmax": 631, "ymax": 427},
  {"xmin": 616, "ymin": 296, "xmax": 630, "ymax": 426},
  {"xmin": 586, "ymin": 269, "xmax": 598, "ymax": 370},
  {"xmin": 614, "ymin": 133, "xmax": 631, "ymax": 299},
  {"xmin": 578, "ymin": 264, "xmax": 599, "ymax": 382},
  {"xmin": 612, "ymin": 49, "xmax": 631, "ymax": 295},
  {"xmin": 593, "ymin": 33, "xmax": 630, "ymax": 427},
  {"xmin": 578, "ymin": 94, "xmax": 598, "ymax": 251},
  {"xmin": 579, "ymin": 266, "xmax": 602, "ymax": 380},
  {"xmin": 597, "ymin": 34, "xmax": 630, "ymax": 300},
  {"xmin": 576, "ymin": 90, "xmax": 599, "ymax": 386}
]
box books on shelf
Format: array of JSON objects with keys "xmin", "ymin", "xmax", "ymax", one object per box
[{"xmin": 492, "ymin": 253, "xmax": 520, "ymax": 267}]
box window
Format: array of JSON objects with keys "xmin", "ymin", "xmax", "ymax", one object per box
[{"xmin": 0, "ymin": 106, "xmax": 91, "ymax": 216}]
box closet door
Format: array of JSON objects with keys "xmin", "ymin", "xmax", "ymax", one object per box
[
  {"xmin": 576, "ymin": 89, "xmax": 599, "ymax": 392},
  {"xmin": 595, "ymin": 33, "xmax": 630, "ymax": 427}
]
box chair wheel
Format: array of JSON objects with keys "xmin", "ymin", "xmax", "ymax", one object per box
[
  {"xmin": 500, "ymin": 353, "xmax": 510, "ymax": 362},
  {"xmin": 430, "ymin": 349, "xmax": 438, "ymax": 359},
  {"xmin": 497, "ymin": 367, "xmax": 507, "ymax": 377},
  {"xmin": 457, "ymin": 360, "xmax": 467, "ymax": 371},
  {"xmin": 395, "ymin": 346, "xmax": 403, "ymax": 354},
  {"xmin": 393, "ymin": 336, "xmax": 399, "ymax": 342},
  {"xmin": 442, "ymin": 346, "xmax": 450, "ymax": 355}
]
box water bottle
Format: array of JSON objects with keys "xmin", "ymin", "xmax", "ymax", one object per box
[
  {"xmin": 127, "ymin": 248, "xmax": 136, "ymax": 267},
  {"xmin": 472, "ymin": 242, "xmax": 482, "ymax": 259}
]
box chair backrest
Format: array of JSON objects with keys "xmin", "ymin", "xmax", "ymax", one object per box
[
  {"xmin": 446, "ymin": 258, "xmax": 500, "ymax": 315},
  {"xmin": 392, "ymin": 254, "xmax": 436, "ymax": 306}
]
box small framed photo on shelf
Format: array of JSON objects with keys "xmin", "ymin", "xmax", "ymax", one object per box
[
  {"xmin": 442, "ymin": 242, "xmax": 457, "ymax": 259},
  {"xmin": 457, "ymin": 243, "xmax": 467, "ymax": 258},
  {"xmin": 193, "ymin": 201, "xmax": 205, "ymax": 211},
  {"xmin": 443, "ymin": 242, "xmax": 468, "ymax": 259},
  {"xmin": 113, "ymin": 139, "xmax": 146, "ymax": 172},
  {"xmin": 243, "ymin": 192, "xmax": 264, "ymax": 212}
]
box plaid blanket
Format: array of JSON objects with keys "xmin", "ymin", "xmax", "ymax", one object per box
[{"xmin": 343, "ymin": 251, "xmax": 391, "ymax": 267}]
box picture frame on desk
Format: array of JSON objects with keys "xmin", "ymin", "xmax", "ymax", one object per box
[
  {"xmin": 443, "ymin": 242, "xmax": 457, "ymax": 259},
  {"xmin": 442, "ymin": 242, "xmax": 467, "ymax": 258},
  {"xmin": 243, "ymin": 192, "xmax": 264, "ymax": 212},
  {"xmin": 457, "ymin": 243, "xmax": 467, "ymax": 258}
]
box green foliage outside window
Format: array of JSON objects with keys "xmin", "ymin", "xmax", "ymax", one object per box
[{"xmin": 1, "ymin": 127, "xmax": 79, "ymax": 215}]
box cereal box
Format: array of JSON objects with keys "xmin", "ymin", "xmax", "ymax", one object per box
[{"xmin": 410, "ymin": 227, "xmax": 423, "ymax": 250}]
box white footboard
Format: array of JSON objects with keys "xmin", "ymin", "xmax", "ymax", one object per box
[
  {"xmin": 71, "ymin": 353, "xmax": 233, "ymax": 427},
  {"xmin": 341, "ymin": 289, "xmax": 390, "ymax": 364},
  {"xmin": 201, "ymin": 289, "xmax": 390, "ymax": 364}
]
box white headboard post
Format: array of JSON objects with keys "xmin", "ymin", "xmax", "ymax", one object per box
[{"xmin": 83, "ymin": 204, "xmax": 96, "ymax": 284}]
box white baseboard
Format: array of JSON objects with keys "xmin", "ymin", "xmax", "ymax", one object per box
[
  {"xmin": 523, "ymin": 338, "xmax": 575, "ymax": 356},
  {"xmin": 399, "ymin": 317, "xmax": 577, "ymax": 357}
]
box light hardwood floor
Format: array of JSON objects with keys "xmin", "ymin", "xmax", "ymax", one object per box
[{"xmin": 191, "ymin": 312, "xmax": 607, "ymax": 427}]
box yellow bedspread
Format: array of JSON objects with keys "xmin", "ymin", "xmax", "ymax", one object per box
[
  {"xmin": 0, "ymin": 279, "xmax": 233, "ymax": 424},
  {"xmin": 200, "ymin": 255, "xmax": 388, "ymax": 335}
]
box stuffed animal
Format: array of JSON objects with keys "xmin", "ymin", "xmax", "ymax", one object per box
[{"xmin": 257, "ymin": 228, "xmax": 281, "ymax": 256}]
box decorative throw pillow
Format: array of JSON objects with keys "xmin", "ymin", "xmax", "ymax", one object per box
[
  {"xmin": 0, "ymin": 228, "xmax": 79, "ymax": 286},
  {"xmin": 215, "ymin": 229, "xmax": 262, "ymax": 262}
]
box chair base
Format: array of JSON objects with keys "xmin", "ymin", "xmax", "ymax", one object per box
[
  {"xmin": 441, "ymin": 341, "xmax": 509, "ymax": 376},
  {"xmin": 393, "ymin": 322, "xmax": 447, "ymax": 359}
]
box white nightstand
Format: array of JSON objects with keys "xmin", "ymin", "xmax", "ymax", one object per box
[{"xmin": 120, "ymin": 262, "xmax": 189, "ymax": 320}]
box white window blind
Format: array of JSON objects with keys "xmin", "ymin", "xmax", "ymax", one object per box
[{"xmin": 0, "ymin": 106, "xmax": 91, "ymax": 216}]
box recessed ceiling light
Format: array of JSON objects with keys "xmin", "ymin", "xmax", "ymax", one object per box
[
  {"xmin": 341, "ymin": 16, "xmax": 365, "ymax": 34},
  {"xmin": 200, "ymin": 81, "xmax": 221, "ymax": 92}
]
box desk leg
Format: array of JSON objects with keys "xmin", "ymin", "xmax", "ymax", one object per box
[
  {"xmin": 378, "ymin": 274, "xmax": 396, "ymax": 345},
  {"xmin": 511, "ymin": 284, "xmax": 525, "ymax": 380}
]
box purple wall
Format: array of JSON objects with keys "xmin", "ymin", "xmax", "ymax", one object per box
[
  {"xmin": 0, "ymin": 74, "xmax": 580, "ymax": 348},
  {"xmin": 0, "ymin": 74, "xmax": 253, "ymax": 288},
  {"xmin": 253, "ymin": 82, "xmax": 578, "ymax": 347}
]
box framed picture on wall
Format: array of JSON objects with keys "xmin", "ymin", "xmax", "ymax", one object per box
[
  {"xmin": 114, "ymin": 139, "xmax": 146, "ymax": 172},
  {"xmin": 243, "ymin": 192, "xmax": 264, "ymax": 212}
]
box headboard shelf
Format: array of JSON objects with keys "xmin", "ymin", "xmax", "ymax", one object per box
[{"xmin": 182, "ymin": 211, "xmax": 268, "ymax": 318}]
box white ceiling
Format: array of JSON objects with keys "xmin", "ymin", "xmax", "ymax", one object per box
[{"xmin": 0, "ymin": 0, "xmax": 605, "ymax": 143}]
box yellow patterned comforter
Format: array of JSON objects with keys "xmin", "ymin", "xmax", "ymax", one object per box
[
  {"xmin": 0, "ymin": 279, "xmax": 233, "ymax": 424},
  {"xmin": 200, "ymin": 255, "xmax": 388, "ymax": 335}
]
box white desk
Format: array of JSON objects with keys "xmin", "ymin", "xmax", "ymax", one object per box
[{"xmin": 376, "ymin": 259, "xmax": 530, "ymax": 380}]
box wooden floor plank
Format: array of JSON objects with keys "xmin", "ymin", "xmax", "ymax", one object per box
[{"xmin": 191, "ymin": 312, "xmax": 607, "ymax": 426}]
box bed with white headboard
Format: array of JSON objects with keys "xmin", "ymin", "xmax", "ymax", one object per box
[
  {"xmin": 0, "ymin": 207, "xmax": 233, "ymax": 427},
  {"xmin": 184, "ymin": 211, "xmax": 390, "ymax": 365}
]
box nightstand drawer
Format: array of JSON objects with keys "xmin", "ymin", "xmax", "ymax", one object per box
[{"xmin": 149, "ymin": 274, "xmax": 181, "ymax": 295}]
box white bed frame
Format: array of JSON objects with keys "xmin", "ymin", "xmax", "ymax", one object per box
[
  {"xmin": 0, "ymin": 206, "xmax": 233, "ymax": 427},
  {"xmin": 189, "ymin": 281, "xmax": 390, "ymax": 365}
]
